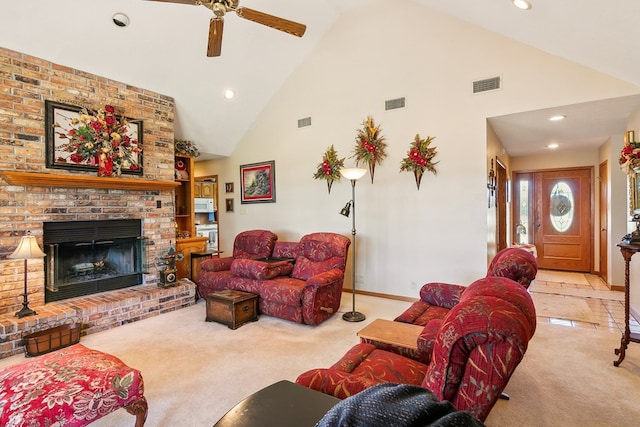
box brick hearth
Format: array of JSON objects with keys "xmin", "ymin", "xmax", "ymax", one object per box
[{"xmin": 0, "ymin": 280, "xmax": 196, "ymax": 359}]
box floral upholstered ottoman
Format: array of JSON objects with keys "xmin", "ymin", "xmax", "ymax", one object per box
[{"xmin": 0, "ymin": 344, "xmax": 147, "ymax": 426}]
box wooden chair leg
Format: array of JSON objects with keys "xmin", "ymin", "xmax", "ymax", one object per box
[{"xmin": 125, "ymin": 396, "xmax": 148, "ymax": 427}]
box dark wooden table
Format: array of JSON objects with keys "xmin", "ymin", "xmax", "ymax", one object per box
[
  {"xmin": 190, "ymin": 250, "xmax": 222, "ymax": 282},
  {"xmin": 614, "ymin": 243, "xmax": 640, "ymax": 366},
  {"xmin": 213, "ymin": 380, "xmax": 339, "ymax": 427}
]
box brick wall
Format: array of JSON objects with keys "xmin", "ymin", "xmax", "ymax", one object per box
[{"xmin": 0, "ymin": 47, "xmax": 191, "ymax": 357}]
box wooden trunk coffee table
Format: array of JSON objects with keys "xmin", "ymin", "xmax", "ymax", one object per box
[{"xmin": 206, "ymin": 289, "xmax": 258, "ymax": 329}]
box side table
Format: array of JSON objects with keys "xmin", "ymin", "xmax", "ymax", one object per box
[
  {"xmin": 356, "ymin": 318, "xmax": 423, "ymax": 351},
  {"xmin": 213, "ymin": 380, "xmax": 339, "ymax": 427},
  {"xmin": 190, "ymin": 250, "xmax": 222, "ymax": 283},
  {"xmin": 614, "ymin": 243, "xmax": 640, "ymax": 366}
]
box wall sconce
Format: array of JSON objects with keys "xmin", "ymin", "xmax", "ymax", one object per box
[
  {"xmin": 626, "ymin": 130, "xmax": 636, "ymax": 144},
  {"xmin": 487, "ymin": 159, "xmax": 497, "ymax": 207}
]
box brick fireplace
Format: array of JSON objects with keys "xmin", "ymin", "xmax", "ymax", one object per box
[
  {"xmin": 0, "ymin": 47, "xmax": 195, "ymax": 358},
  {"xmin": 43, "ymin": 219, "xmax": 146, "ymax": 302}
]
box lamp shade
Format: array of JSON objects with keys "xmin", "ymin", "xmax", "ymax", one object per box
[
  {"xmin": 340, "ymin": 168, "xmax": 367, "ymax": 180},
  {"xmin": 8, "ymin": 231, "xmax": 46, "ymax": 260}
]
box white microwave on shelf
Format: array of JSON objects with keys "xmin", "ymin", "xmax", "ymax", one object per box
[{"xmin": 194, "ymin": 198, "xmax": 215, "ymax": 213}]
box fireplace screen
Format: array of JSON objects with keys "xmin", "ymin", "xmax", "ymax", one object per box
[{"xmin": 44, "ymin": 219, "xmax": 148, "ymax": 302}]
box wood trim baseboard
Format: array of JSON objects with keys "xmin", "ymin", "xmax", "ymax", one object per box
[{"xmin": 351, "ymin": 288, "xmax": 418, "ymax": 303}]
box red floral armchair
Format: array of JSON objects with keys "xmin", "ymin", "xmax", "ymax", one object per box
[
  {"xmin": 197, "ymin": 229, "xmax": 278, "ymax": 298},
  {"xmin": 394, "ymin": 247, "xmax": 537, "ymax": 327},
  {"xmin": 295, "ymin": 277, "xmax": 536, "ymax": 422}
]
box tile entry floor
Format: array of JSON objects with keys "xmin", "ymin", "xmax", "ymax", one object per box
[{"xmin": 532, "ymin": 269, "xmax": 640, "ymax": 334}]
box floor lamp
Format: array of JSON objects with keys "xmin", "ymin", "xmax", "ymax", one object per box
[
  {"xmin": 339, "ymin": 167, "xmax": 367, "ymax": 322},
  {"xmin": 8, "ymin": 230, "xmax": 46, "ymax": 318}
]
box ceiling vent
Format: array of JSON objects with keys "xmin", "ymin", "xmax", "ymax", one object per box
[
  {"xmin": 385, "ymin": 97, "xmax": 406, "ymax": 111},
  {"xmin": 473, "ymin": 76, "xmax": 501, "ymax": 94},
  {"xmin": 297, "ymin": 117, "xmax": 312, "ymax": 128}
]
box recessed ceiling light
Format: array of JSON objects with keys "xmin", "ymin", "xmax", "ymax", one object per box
[
  {"xmin": 224, "ymin": 89, "xmax": 236, "ymax": 99},
  {"xmin": 512, "ymin": 0, "xmax": 532, "ymax": 10},
  {"xmin": 548, "ymin": 143, "xmax": 559, "ymax": 149},
  {"xmin": 112, "ymin": 13, "xmax": 130, "ymax": 28},
  {"xmin": 548, "ymin": 115, "xmax": 566, "ymax": 121}
]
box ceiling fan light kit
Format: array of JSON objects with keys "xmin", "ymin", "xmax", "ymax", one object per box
[
  {"xmin": 149, "ymin": 0, "xmax": 306, "ymax": 57},
  {"xmin": 512, "ymin": 0, "xmax": 532, "ymax": 10}
]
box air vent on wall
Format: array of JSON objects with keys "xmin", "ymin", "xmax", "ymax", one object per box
[
  {"xmin": 298, "ymin": 117, "xmax": 312, "ymax": 128},
  {"xmin": 385, "ymin": 97, "xmax": 406, "ymax": 111},
  {"xmin": 473, "ymin": 76, "xmax": 501, "ymax": 94}
]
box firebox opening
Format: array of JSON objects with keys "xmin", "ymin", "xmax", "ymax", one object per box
[{"xmin": 44, "ymin": 219, "xmax": 147, "ymax": 302}]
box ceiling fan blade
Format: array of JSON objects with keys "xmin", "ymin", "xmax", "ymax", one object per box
[
  {"xmin": 208, "ymin": 18, "xmax": 224, "ymax": 57},
  {"xmin": 236, "ymin": 7, "xmax": 306, "ymax": 38},
  {"xmin": 146, "ymin": 0, "xmax": 199, "ymax": 5}
]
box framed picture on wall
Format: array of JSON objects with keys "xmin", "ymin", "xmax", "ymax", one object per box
[
  {"xmin": 240, "ymin": 160, "xmax": 276, "ymax": 204},
  {"xmin": 44, "ymin": 100, "xmax": 143, "ymax": 175},
  {"xmin": 225, "ymin": 198, "xmax": 234, "ymax": 212},
  {"xmin": 225, "ymin": 182, "xmax": 234, "ymax": 193}
]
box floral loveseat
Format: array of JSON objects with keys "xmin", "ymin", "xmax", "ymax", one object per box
[
  {"xmin": 198, "ymin": 232, "xmax": 351, "ymax": 325},
  {"xmin": 295, "ymin": 276, "xmax": 536, "ymax": 422}
]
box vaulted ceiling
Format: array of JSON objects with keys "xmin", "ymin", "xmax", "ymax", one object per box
[{"xmin": 2, "ymin": 0, "xmax": 640, "ymax": 159}]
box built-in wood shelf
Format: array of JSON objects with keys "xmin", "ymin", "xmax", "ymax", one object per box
[{"xmin": 0, "ymin": 171, "xmax": 180, "ymax": 191}]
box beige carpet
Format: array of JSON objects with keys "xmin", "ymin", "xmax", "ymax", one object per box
[
  {"xmin": 1, "ymin": 293, "xmax": 639, "ymax": 426},
  {"xmin": 531, "ymin": 292, "xmax": 598, "ymax": 324}
]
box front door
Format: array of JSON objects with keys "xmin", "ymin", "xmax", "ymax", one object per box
[{"xmin": 514, "ymin": 167, "xmax": 593, "ymax": 272}]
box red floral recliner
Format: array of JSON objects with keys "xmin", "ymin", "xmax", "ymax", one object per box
[
  {"xmin": 197, "ymin": 229, "xmax": 278, "ymax": 298},
  {"xmin": 295, "ymin": 277, "xmax": 536, "ymax": 422},
  {"xmin": 394, "ymin": 247, "xmax": 537, "ymax": 327},
  {"xmin": 228, "ymin": 232, "xmax": 351, "ymax": 325}
]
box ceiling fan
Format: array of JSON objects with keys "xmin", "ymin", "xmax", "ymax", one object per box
[{"xmin": 149, "ymin": 0, "xmax": 307, "ymax": 57}]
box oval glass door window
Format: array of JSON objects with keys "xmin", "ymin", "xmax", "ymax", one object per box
[{"xmin": 549, "ymin": 181, "xmax": 573, "ymax": 232}]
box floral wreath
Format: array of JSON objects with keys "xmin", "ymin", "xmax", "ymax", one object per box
[
  {"xmin": 314, "ymin": 145, "xmax": 345, "ymax": 193},
  {"xmin": 400, "ymin": 134, "xmax": 438, "ymax": 189},
  {"xmin": 352, "ymin": 116, "xmax": 387, "ymax": 182}
]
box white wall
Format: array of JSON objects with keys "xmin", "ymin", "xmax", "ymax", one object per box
[
  {"xmin": 599, "ymin": 137, "xmax": 628, "ymax": 288},
  {"xmin": 195, "ymin": 1, "xmax": 640, "ymax": 298},
  {"xmin": 625, "ymin": 108, "xmax": 640, "ymax": 314}
]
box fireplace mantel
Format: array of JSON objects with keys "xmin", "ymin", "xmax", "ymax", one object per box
[{"xmin": 0, "ymin": 171, "xmax": 179, "ymax": 191}]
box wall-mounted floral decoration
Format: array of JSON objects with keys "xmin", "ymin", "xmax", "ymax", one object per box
[
  {"xmin": 400, "ymin": 134, "xmax": 438, "ymax": 190},
  {"xmin": 175, "ymin": 139, "xmax": 200, "ymax": 157},
  {"xmin": 620, "ymin": 130, "xmax": 640, "ymax": 175},
  {"xmin": 352, "ymin": 116, "xmax": 387, "ymax": 183},
  {"xmin": 313, "ymin": 145, "xmax": 345, "ymax": 194},
  {"xmin": 51, "ymin": 103, "xmax": 142, "ymax": 177}
]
